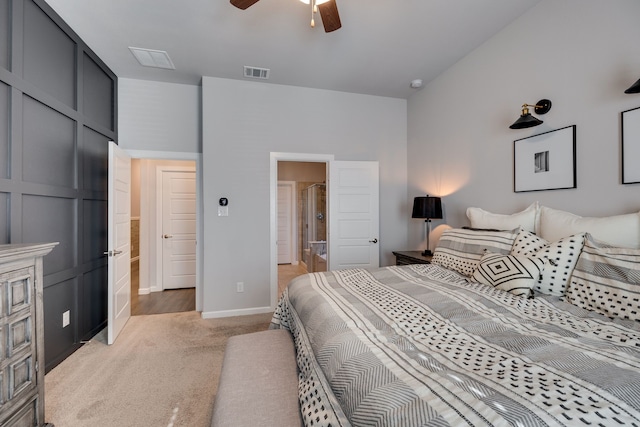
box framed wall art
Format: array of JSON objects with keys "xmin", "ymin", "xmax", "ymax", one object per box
[
  {"xmin": 622, "ymin": 106, "xmax": 640, "ymax": 184},
  {"xmin": 514, "ymin": 125, "xmax": 576, "ymax": 192}
]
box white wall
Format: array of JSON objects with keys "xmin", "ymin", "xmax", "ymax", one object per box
[
  {"xmin": 407, "ymin": 0, "xmax": 640, "ymax": 250},
  {"xmin": 202, "ymin": 77, "xmax": 407, "ymax": 316},
  {"xmin": 118, "ymin": 78, "xmax": 201, "ymax": 153}
]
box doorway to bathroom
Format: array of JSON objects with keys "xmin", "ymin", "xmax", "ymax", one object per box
[
  {"xmin": 277, "ymin": 161, "xmax": 327, "ymax": 298},
  {"xmin": 270, "ymin": 152, "xmax": 380, "ymax": 308}
]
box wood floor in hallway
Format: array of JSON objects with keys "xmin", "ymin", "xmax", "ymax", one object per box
[{"xmin": 130, "ymin": 259, "xmax": 195, "ymax": 315}]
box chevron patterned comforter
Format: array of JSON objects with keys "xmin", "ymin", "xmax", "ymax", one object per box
[{"xmin": 270, "ymin": 263, "xmax": 640, "ymax": 427}]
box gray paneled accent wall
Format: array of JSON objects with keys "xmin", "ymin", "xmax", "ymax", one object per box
[{"xmin": 0, "ymin": 0, "xmax": 117, "ymax": 371}]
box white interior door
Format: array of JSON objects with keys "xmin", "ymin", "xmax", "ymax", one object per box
[
  {"xmin": 107, "ymin": 141, "xmax": 131, "ymax": 345},
  {"xmin": 161, "ymin": 170, "xmax": 196, "ymax": 290},
  {"xmin": 277, "ymin": 182, "xmax": 294, "ymax": 264},
  {"xmin": 328, "ymin": 161, "xmax": 379, "ymax": 270}
]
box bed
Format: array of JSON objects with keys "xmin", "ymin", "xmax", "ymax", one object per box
[{"xmin": 271, "ymin": 204, "xmax": 640, "ymax": 427}]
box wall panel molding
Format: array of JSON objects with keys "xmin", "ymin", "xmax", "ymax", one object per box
[{"xmin": 0, "ymin": 0, "xmax": 117, "ymax": 371}]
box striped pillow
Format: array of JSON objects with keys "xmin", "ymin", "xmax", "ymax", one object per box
[
  {"xmin": 471, "ymin": 252, "xmax": 545, "ymax": 297},
  {"xmin": 432, "ymin": 228, "xmax": 519, "ymax": 276},
  {"xmin": 565, "ymin": 234, "xmax": 640, "ymax": 321}
]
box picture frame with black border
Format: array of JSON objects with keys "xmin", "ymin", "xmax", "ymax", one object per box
[
  {"xmin": 514, "ymin": 125, "xmax": 576, "ymax": 192},
  {"xmin": 622, "ymin": 106, "xmax": 640, "ymax": 184}
]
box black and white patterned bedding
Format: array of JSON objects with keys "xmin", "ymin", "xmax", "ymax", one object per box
[{"xmin": 271, "ymin": 263, "xmax": 640, "ymax": 427}]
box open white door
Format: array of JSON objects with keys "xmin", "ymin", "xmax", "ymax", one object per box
[
  {"xmin": 107, "ymin": 141, "xmax": 131, "ymax": 345},
  {"xmin": 328, "ymin": 161, "xmax": 379, "ymax": 270}
]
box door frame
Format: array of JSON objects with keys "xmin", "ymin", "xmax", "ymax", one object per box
[
  {"xmin": 270, "ymin": 152, "xmax": 334, "ymax": 308},
  {"xmin": 127, "ymin": 149, "xmax": 203, "ymax": 312},
  {"xmin": 155, "ymin": 165, "xmax": 197, "ymax": 291}
]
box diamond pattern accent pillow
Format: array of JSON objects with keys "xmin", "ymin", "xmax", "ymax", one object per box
[
  {"xmin": 565, "ymin": 234, "xmax": 640, "ymax": 320},
  {"xmin": 471, "ymin": 252, "xmax": 545, "ymax": 297},
  {"xmin": 432, "ymin": 227, "xmax": 519, "ymax": 277},
  {"xmin": 510, "ymin": 229, "xmax": 586, "ymax": 296}
]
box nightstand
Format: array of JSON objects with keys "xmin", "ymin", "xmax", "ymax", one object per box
[{"xmin": 392, "ymin": 251, "xmax": 433, "ymax": 265}]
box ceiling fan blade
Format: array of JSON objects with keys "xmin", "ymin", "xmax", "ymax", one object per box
[
  {"xmin": 318, "ymin": 0, "xmax": 342, "ymax": 32},
  {"xmin": 230, "ymin": 0, "xmax": 261, "ymax": 10}
]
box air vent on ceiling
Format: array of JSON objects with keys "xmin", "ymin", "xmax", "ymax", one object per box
[
  {"xmin": 244, "ymin": 66, "xmax": 270, "ymax": 80},
  {"xmin": 129, "ymin": 47, "xmax": 175, "ymax": 70}
]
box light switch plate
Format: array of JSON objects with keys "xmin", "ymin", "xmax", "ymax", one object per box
[{"xmin": 218, "ymin": 206, "xmax": 229, "ymax": 217}]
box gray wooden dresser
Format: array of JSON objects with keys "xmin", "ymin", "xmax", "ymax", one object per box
[{"xmin": 0, "ymin": 243, "xmax": 57, "ymax": 427}]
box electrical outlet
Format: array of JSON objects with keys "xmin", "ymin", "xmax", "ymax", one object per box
[
  {"xmin": 236, "ymin": 282, "xmax": 244, "ymax": 293},
  {"xmin": 62, "ymin": 310, "xmax": 70, "ymax": 328}
]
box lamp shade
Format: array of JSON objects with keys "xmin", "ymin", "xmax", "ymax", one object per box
[
  {"xmin": 509, "ymin": 113, "xmax": 543, "ymax": 129},
  {"xmin": 625, "ymin": 78, "xmax": 640, "ymax": 94},
  {"xmin": 412, "ymin": 196, "xmax": 442, "ymax": 219}
]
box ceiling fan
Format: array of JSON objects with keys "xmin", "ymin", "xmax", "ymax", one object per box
[{"xmin": 230, "ymin": 0, "xmax": 342, "ymax": 33}]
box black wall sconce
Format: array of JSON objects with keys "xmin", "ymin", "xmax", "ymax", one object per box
[
  {"xmin": 509, "ymin": 99, "xmax": 552, "ymax": 129},
  {"xmin": 625, "ymin": 79, "xmax": 640, "ymax": 94}
]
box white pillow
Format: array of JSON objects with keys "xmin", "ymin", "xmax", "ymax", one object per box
[
  {"xmin": 471, "ymin": 252, "xmax": 545, "ymax": 297},
  {"xmin": 538, "ymin": 206, "xmax": 640, "ymax": 249},
  {"xmin": 510, "ymin": 229, "xmax": 586, "ymax": 296},
  {"xmin": 466, "ymin": 202, "xmax": 538, "ymax": 233}
]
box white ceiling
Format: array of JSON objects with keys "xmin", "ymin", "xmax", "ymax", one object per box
[{"xmin": 43, "ymin": 0, "xmax": 541, "ymax": 99}]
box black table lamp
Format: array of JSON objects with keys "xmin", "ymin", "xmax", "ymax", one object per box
[{"xmin": 412, "ymin": 195, "xmax": 443, "ymax": 256}]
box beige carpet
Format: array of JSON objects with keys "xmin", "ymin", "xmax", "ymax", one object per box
[{"xmin": 45, "ymin": 311, "xmax": 273, "ymax": 427}]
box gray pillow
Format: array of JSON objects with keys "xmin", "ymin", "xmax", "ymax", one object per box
[{"xmin": 432, "ymin": 227, "xmax": 519, "ymax": 277}]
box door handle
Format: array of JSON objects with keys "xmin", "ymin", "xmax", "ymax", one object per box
[
  {"xmin": 369, "ymin": 238, "xmax": 378, "ymax": 243},
  {"xmin": 103, "ymin": 250, "xmax": 123, "ymax": 257},
  {"xmin": 163, "ymin": 234, "xmax": 173, "ymax": 239}
]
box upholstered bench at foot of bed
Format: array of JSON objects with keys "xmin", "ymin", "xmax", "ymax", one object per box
[{"xmin": 211, "ymin": 329, "xmax": 303, "ymax": 427}]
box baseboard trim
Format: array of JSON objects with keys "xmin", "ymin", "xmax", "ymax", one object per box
[{"xmin": 201, "ymin": 306, "xmax": 273, "ymax": 319}]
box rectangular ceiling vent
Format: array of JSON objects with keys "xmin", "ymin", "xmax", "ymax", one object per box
[
  {"xmin": 244, "ymin": 66, "xmax": 270, "ymax": 80},
  {"xmin": 129, "ymin": 47, "xmax": 175, "ymax": 70}
]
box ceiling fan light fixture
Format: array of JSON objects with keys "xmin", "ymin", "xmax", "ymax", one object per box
[{"xmin": 232, "ymin": 0, "xmax": 340, "ymax": 32}]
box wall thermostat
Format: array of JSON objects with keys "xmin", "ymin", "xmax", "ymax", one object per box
[{"xmin": 218, "ymin": 197, "xmax": 229, "ymax": 217}]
